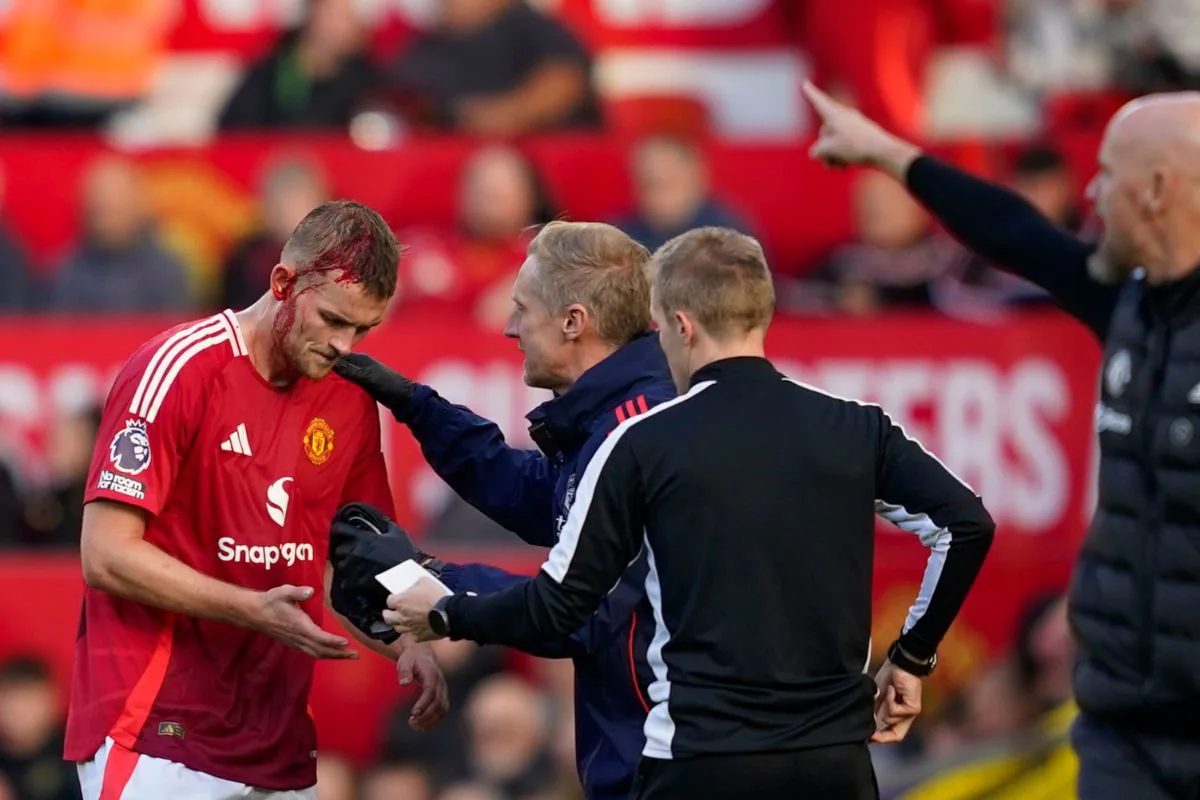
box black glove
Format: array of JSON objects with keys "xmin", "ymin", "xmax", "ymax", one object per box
[
  {"xmin": 328, "ymin": 502, "xmax": 445, "ymax": 644},
  {"xmin": 333, "ymin": 353, "xmax": 420, "ymax": 423}
]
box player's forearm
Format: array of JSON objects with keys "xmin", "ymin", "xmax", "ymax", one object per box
[{"xmin": 84, "ymin": 537, "xmax": 256, "ymax": 626}]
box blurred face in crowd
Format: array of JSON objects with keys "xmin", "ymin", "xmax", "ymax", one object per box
[
  {"xmin": 437, "ymin": 783, "xmax": 504, "ymax": 800},
  {"xmin": 83, "ymin": 157, "xmax": 148, "ymax": 250},
  {"xmin": 633, "ymin": 137, "xmax": 707, "ymax": 233},
  {"xmin": 48, "ymin": 408, "xmax": 100, "ymax": 483},
  {"xmin": 262, "ymin": 164, "xmax": 328, "ymax": 243},
  {"xmin": 440, "ymin": 0, "xmax": 511, "ymax": 33},
  {"xmin": 1013, "ymin": 167, "xmax": 1074, "ymax": 226},
  {"xmin": 1027, "ymin": 596, "xmax": 1074, "ymax": 704},
  {"xmin": 314, "ymin": 754, "xmax": 356, "ymax": 800},
  {"xmin": 0, "ymin": 674, "xmax": 58, "ymax": 756},
  {"xmin": 852, "ymin": 171, "xmax": 927, "ymax": 249},
  {"xmin": 270, "ymin": 269, "xmax": 388, "ymax": 380},
  {"xmin": 304, "ymin": 0, "xmax": 364, "ymax": 58},
  {"xmin": 504, "ymin": 257, "xmax": 574, "ymax": 393},
  {"xmin": 359, "ymin": 764, "xmax": 432, "ymax": 800},
  {"xmin": 461, "ymin": 146, "xmax": 538, "ymax": 241},
  {"xmin": 465, "ymin": 676, "xmax": 549, "ymax": 782}
]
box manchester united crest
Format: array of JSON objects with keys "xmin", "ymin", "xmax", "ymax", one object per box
[{"xmin": 303, "ymin": 417, "xmax": 335, "ymax": 466}]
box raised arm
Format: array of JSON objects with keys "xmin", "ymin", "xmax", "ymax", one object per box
[{"xmin": 803, "ymin": 81, "xmax": 1118, "ymax": 340}]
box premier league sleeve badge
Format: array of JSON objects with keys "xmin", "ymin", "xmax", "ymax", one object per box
[{"xmin": 108, "ymin": 419, "xmax": 153, "ymax": 476}]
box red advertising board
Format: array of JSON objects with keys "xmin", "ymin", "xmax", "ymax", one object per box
[{"xmin": 0, "ymin": 309, "xmax": 1101, "ymax": 762}]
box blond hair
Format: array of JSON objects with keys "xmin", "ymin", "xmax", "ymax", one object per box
[
  {"xmin": 649, "ymin": 227, "xmax": 774, "ymax": 337},
  {"xmin": 526, "ymin": 221, "xmax": 652, "ymax": 345}
]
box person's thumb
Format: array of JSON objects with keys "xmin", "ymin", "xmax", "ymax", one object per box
[
  {"xmin": 279, "ymin": 585, "xmax": 314, "ymax": 603},
  {"xmin": 396, "ymin": 654, "xmax": 414, "ymax": 686}
]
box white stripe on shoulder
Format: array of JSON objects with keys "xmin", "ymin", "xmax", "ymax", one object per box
[
  {"xmin": 129, "ymin": 317, "xmax": 225, "ymax": 418},
  {"xmin": 781, "ymin": 377, "xmax": 974, "ymax": 493},
  {"xmin": 222, "ymin": 308, "xmax": 248, "ymax": 357},
  {"xmin": 144, "ymin": 330, "xmax": 231, "ymax": 423},
  {"xmin": 542, "ymin": 380, "xmax": 715, "ymax": 584}
]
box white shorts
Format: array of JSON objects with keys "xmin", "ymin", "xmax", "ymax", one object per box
[{"xmin": 77, "ymin": 737, "xmax": 318, "ymax": 800}]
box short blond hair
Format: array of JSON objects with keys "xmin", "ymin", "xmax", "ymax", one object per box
[
  {"xmin": 649, "ymin": 227, "xmax": 774, "ymax": 337},
  {"xmin": 526, "ymin": 221, "xmax": 652, "ymax": 345}
]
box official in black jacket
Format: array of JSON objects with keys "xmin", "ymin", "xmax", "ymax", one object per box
[
  {"xmin": 804, "ymin": 82, "xmax": 1200, "ymax": 800},
  {"xmin": 384, "ymin": 227, "xmax": 996, "ymax": 799}
]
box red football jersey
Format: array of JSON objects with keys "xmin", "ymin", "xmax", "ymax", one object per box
[{"xmin": 65, "ymin": 309, "xmax": 396, "ymax": 790}]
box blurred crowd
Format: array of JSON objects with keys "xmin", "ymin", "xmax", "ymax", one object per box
[{"xmin": 0, "ymin": 0, "xmax": 1178, "ymax": 797}]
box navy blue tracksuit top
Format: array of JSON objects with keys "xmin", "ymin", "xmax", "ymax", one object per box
[{"xmin": 402, "ymin": 332, "xmax": 676, "ymax": 800}]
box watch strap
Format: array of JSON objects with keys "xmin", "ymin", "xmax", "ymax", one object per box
[{"xmin": 887, "ymin": 639, "xmax": 936, "ymax": 676}]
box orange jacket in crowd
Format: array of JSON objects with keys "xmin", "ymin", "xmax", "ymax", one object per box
[{"xmin": 0, "ymin": 0, "xmax": 170, "ymax": 103}]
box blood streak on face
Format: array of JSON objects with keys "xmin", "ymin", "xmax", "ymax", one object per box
[{"xmin": 271, "ymin": 231, "xmax": 378, "ymax": 377}]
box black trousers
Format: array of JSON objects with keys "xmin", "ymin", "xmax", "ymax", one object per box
[
  {"xmin": 628, "ymin": 743, "xmax": 879, "ymax": 800},
  {"xmin": 1072, "ymin": 713, "xmax": 1200, "ymax": 800}
]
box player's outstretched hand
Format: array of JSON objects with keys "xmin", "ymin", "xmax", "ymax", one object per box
[
  {"xmin": 870, "ymin": 659, "xmax": 922, "ymax": 744},
  {"xmin": 396, "ymin": 638, "xmax": 450, "ymax": 732},
  {"xmin": 250, "ymin": 585, "xmax": 359, "ymax": 660},
  {"xmin": 333, "ymin": 354, "xmax": 419, "ymax": 422},
  {"xmin": 802, "ymin": 81, "xmax": 921, "ymax": 175}
]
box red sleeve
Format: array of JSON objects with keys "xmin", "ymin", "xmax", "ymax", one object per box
[
  {"xmin": 340, "ymin": 399, "xmax": 396, "ymax": 517},
  {"xmin": 85, "ymin": 341, "xmax": 200, "ymax": 517}
]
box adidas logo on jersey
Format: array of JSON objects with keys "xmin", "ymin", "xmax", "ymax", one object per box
[{"xmin": 220, "ymin": 424, "xmax": 252, "ymax": 456}]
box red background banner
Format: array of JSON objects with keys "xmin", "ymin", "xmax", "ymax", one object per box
[{"xmin": 0, "ymin": 310, "xmax": 1100, "ymax": 762}]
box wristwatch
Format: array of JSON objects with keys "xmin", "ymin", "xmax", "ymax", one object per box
[
  {"xmin": 887, "ymin": 639, "xmax": 937, "ymax": 677},
  {"xmin": 427, "ymin": 596, "xmax": 452, "ymax": 638}
]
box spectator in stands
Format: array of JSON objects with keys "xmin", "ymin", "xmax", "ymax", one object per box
[
  {"xmin": 218, "ymin": 157, "xmax": 329, "ymax": 310},
  {"xmin": 613, "ymin": 135, "xmax": 751, "ymax": 254},
  {"xmin": 48, "ymin": 156, "xmax": 191, "ymax": 313},
  {"xmin": 0, "ymin": 0, "xmax": 168, "ymax": 130},
  {"xmin": 18, "ymin": 405, "xmax": 101, "ymax": 549},
  {"xmin": 216, "ymin": 0, "xmax": 378, "ymax": 131},
  {"xmin": 314, "ymin": 753, "xmax": 357, "ymax": 800},
  {"xmin": 383, "ymin": 639, "xmax": 508, "ymax": 787},
  {"xmin": 0, "ymin": 656, "xmax": 79, "ymax": 800},
  {"xmin": 783, "ymin": 171, "xmax": 960, "ymax": 316},
  {"xmin": 932, "ymin": 145, "xmax": 1071, "ymax": 318},
  {"xmin": 0, "ymin": 165, "xmax": 34, "ymax": 311},
  {"xmin": 360, "ymin": 761, "xmax": 435, "ymax": 800},
  {"xmin": 386, "ymin": 0, "xmax": 600, "ymax": 136},
  {"xmin": 1005, "ymin": 0, "xmax": 1128, "ymax": 94},
  {"xmin": 1106, "ymin": 0, "xmax": 1200, "ymax": 92},
  {"xmin": 462, "ymin": 674, "xmax": 558, "ymax": 798},
  {"xmin": 437, "ymin": 782, "xmax": 505, "ymax": 800},
  {"xmin": 395, "ymin": 144, "xmax": 558, "ymax": 328},
  {"xmin": 0, "ymin": 452, "xmax": 32, "ymax": 548}
]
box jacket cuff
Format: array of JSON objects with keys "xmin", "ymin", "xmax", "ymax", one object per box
[{"xmin": 437, "ymin": 562, "xmax": 465, "ymax": 592}]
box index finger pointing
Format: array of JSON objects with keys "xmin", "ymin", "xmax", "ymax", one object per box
[{"xmin": 802, "ymin": 81, "xmax": 839, "ymax": 117}]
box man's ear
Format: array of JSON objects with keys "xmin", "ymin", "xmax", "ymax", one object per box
[
  {"xmin": 676, "ymin": 310, "xmax": 695, "ymax": 347},
  {"xmin": 562, "ymin": 303, "xmax": 589, "ymax": 341},
  {"xmin": 270, "ymin": 264, "xmax": 298, "ymax": 300}
]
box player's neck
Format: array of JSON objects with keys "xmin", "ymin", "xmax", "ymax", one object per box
[
  {"xmin": 236, "ymin": 302, "xmax": 302, "ymax": 389},
  {"xmin": 686, "ymin": 330, "xmax": 767, "ymax": 376}
]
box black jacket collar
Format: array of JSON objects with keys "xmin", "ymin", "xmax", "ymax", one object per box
[{"xmin": 690, "ymin": 356, "xmax": 778, "ymax": 387}]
